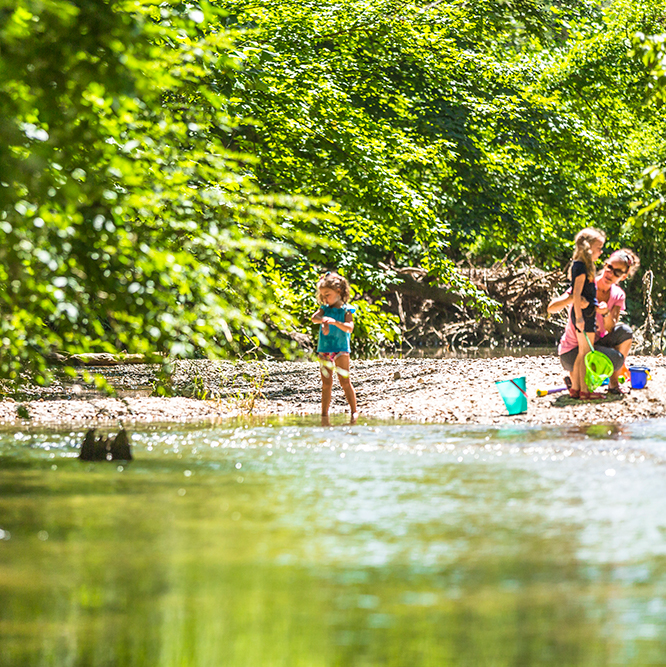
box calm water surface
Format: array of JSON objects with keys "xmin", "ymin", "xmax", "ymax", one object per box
[{"xmin": 2, "ymin": 417, "xmax": 666, "ymax": 666}]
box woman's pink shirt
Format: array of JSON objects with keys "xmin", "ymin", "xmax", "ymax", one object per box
[{"xmin": 557, "ymin": 282, "xmax": 626, "ymax": 355}]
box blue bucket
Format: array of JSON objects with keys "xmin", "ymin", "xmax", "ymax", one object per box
[
  {"xmin": 495, "ymin": 377, "xmax": 528, "ymax": 415},
  {"xmin": 628, "ymin": 366, "xmax": 650, "ymax": 389}
]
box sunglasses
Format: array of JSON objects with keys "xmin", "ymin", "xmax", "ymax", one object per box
[{"xmin": 604, "ymin": 263, "xmax": 626, "ymax": 278}]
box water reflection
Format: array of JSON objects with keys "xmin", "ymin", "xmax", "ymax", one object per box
[{"xmin": 2, "ymin": 420, "xmax": 666, "ymax": 665}]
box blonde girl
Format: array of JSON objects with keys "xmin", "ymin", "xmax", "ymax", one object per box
[
  {"xmin": 570, "ymin": 227, "xmax": 606, "ymax": 399},
  {"xmin": 311, "ymin": 272, "xmax": 358, "ymax": 422}
]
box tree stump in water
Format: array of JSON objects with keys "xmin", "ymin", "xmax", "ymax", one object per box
[{"xmin": 79, "ymin": 428, "xmax": 133, "ymax": 461}]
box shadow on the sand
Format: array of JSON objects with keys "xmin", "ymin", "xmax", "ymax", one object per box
[{"xmin": 553, "ymin": 393, "xmax": 625, "ymax": 406}]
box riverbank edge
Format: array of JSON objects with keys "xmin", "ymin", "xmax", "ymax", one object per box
[{"xmin": 1, "ymin": 355, "xmax": 665, "ymax": 429}]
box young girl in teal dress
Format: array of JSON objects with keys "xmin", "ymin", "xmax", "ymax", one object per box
[{"xmin": 311, "ymin": 272, "xmax": 358, "ymax": 422}]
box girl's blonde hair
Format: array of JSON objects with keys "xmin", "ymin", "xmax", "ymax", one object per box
[
  {"xmin": 608, "ymin": 248, "xmax": 640, "ymax": 279},
  {"xmin": 572, "ymin": 227, "xmax": 606, "ymax": 281},
  {"xmin": 317, "ymin": 272, "xmax": 350, "ymax": 304}
]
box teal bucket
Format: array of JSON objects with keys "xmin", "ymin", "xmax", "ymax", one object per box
[
  {"xmin": 629, "ymin": 366, "xmax": 650, "ymax": 389},
  {"xmin": 495, "ymin": 376, "xmax": 528, "ymax": 415}
]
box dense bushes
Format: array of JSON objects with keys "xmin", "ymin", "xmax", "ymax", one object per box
[{"xmin": 2, "ymin": 0, "xmax": 666, "ymax": 381}]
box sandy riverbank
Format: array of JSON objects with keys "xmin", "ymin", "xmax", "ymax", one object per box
[{"xmin": 0, "ymin": 355, "xmax": 665, "ymax": 428}]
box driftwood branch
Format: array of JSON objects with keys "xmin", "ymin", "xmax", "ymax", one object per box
[
  {"xmin": 381, "ymin": 262, "xmax": 567, "ymax": 348},
  {"xmin": 384, "ymin": 272, "xmax": 462, "ymax": 308}
]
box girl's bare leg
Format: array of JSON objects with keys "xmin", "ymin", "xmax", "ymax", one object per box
[
  {"xmin": 575, "ymin": 330, "xmax": 592, "ymax": 392},
  {"xmin": 335, "ymin": 355, "xmax": 357, "ymax": 417},
  {"xmin": 609, "ymin": 339, "xmax": 632, "ymax": 388},
  {"xmin": 319, "ymin": 357, "xmax": 334, "ymax": 416}
]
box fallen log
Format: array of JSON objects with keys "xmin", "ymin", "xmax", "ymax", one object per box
[
  {"xmin": 67, "ymin": 353, "xmax": 151, "ymax": 366},
  {"xmin": 383, "ymin": 273, "xmax": 462, "ymax": 308}
]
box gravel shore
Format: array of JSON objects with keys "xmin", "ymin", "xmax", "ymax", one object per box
[{"xmin": 1, "ymin": 354, "xmax": 665, "ymax": 428}]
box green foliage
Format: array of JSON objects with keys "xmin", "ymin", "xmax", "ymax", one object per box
[
  {"xmin": 5, "ymin": 0, "xmax": 666, "ymax": 373},
  {"xmin": 210, "ymin": 0, "xmax": 666, "ymax": 291},
  {"xmin": 623, "ymin": 28, "xmax": 666, "ymax": 301},
  {"xmin": 0, "ymin": 0, "xmax": 324, "ymax": 382},
  {"xmin": 211, "ymin": 0, "xmax": 504, "ymax": 315},
  {"xmin": 632, "ymin": 32, "xmax": 666, "ymax": 102},
  {"xmin": 350, "ymin": 299, "xmax": 401, "ymax": 358}
]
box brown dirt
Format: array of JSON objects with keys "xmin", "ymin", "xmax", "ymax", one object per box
[{"xmin": 0, "ymin": 355, "xmax": 664, "ymax": 427}]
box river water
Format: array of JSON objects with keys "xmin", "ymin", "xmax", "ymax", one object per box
[{"xmin": 2, "ymin": 417, "xmax": 666, "ymax": 666}]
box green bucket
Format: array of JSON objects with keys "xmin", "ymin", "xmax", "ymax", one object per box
[
  {"xmin": 584, "ymin": 350, "xmax": 613, "ymax": 391},
  {"xmin": 495, "ymin": 376, "xmax": 528, "ymax": 415}
]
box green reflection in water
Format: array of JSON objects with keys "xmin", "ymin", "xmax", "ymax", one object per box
[{"xmin": 2, "ymin": 421, "xmax": 666, "ymax": 665}]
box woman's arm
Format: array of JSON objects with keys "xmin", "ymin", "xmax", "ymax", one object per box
[
  {"xmin": 547, "ymin": 292, "xmax": 573, "ymax": 314},
  {"xmin": 547, "ymin": 290, "xmax": 590, "ymax": 315}
]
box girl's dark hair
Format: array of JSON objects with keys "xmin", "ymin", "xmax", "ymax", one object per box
[{"xmin": 317, "ymin": 272, "xmax": 350, "ymax": 303}]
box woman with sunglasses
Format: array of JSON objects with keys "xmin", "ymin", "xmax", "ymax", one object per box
[{"xmin": 548, "ymin": 248, "xmax": 641, "ymax": 397}]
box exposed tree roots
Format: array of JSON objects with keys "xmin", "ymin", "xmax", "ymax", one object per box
[{"xmin": 383, "ymin": 260, "xmax": 568, "ymax": 350}]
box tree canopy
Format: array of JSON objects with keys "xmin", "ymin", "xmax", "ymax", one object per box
[
  {"xmin": 1, "ymin": 0, "xmax": 325, "ymax": 382},
  {"xmin": 2, "ymin": 0, "xmax": 666, "ymax": 382}
]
